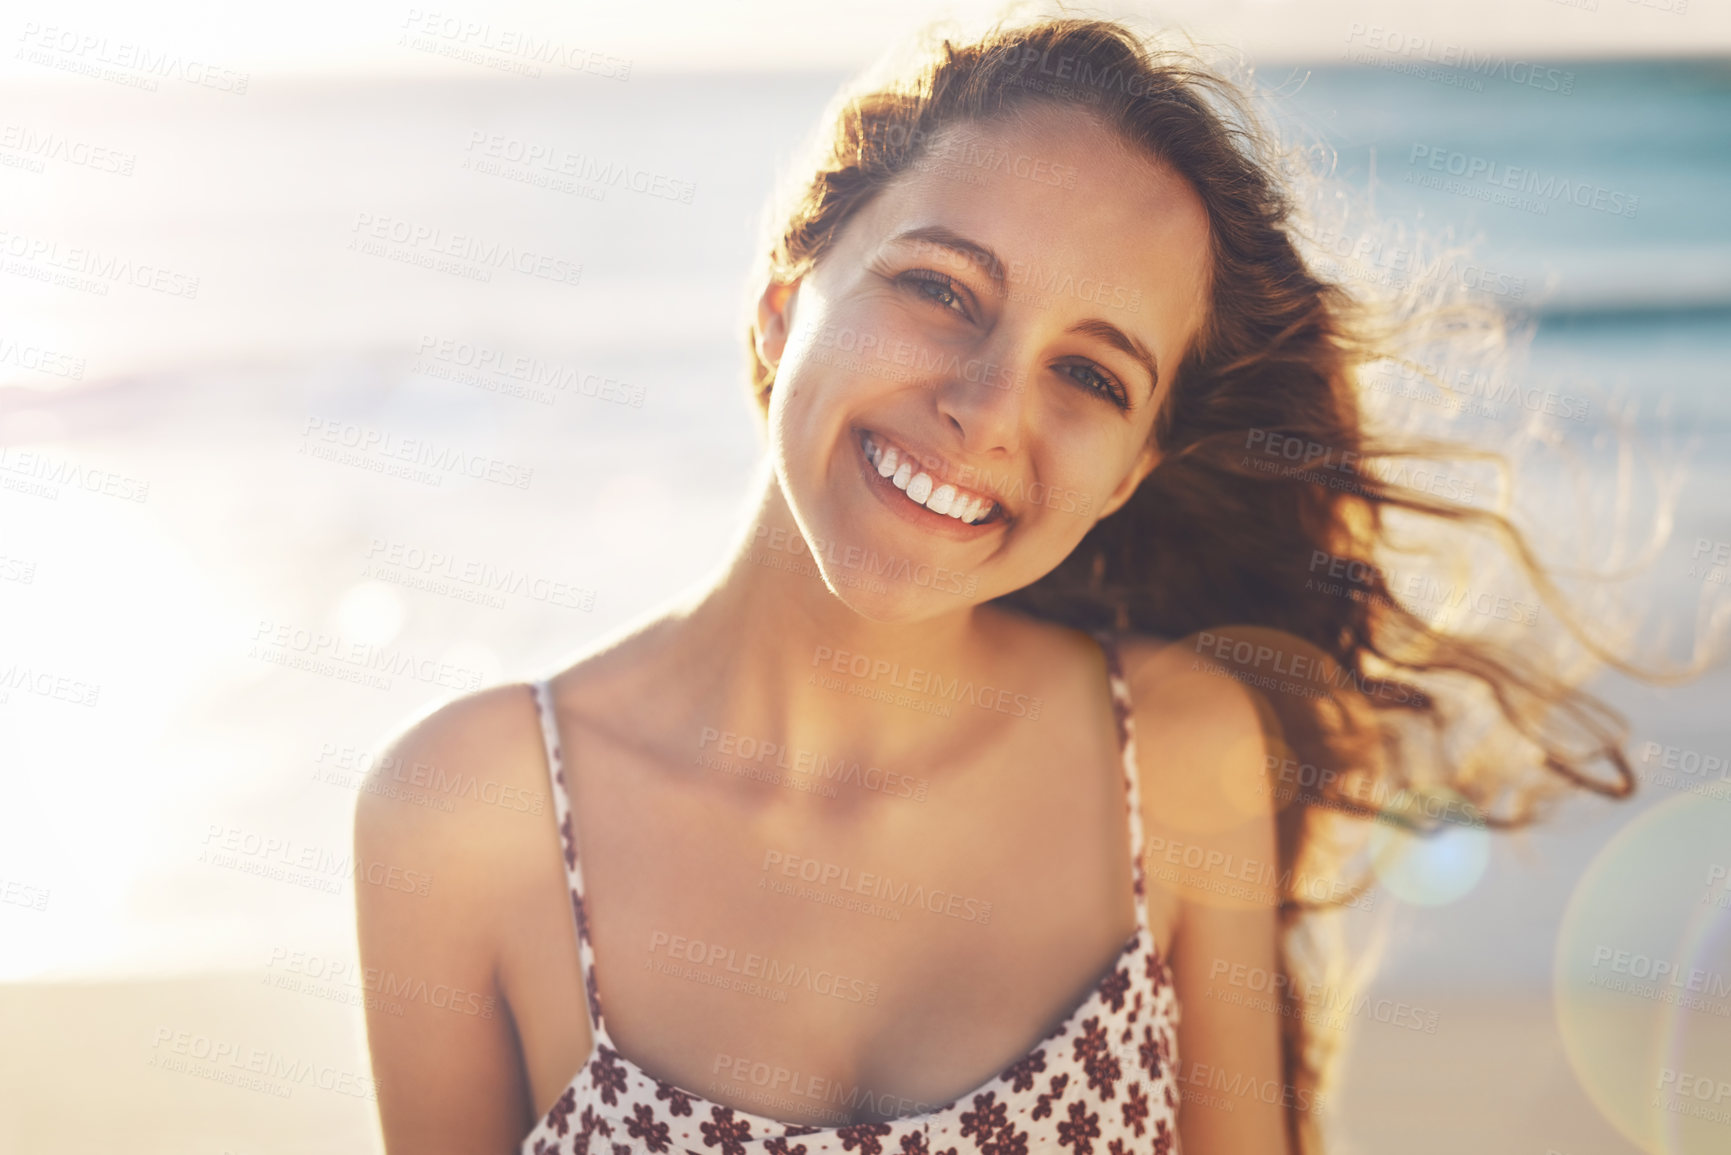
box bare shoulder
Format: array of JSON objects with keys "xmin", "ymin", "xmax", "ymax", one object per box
[
  {"xmin": 352, "ymin": 681, "xmax": 559, "ymax": 923},
  {"xmin": 1115, "ymin": 633, "xmax": 1277, "ymax": 890},
  {"xmin": 1117, "ymin": 633, "xmax": 1263, "ymax": 734},
  {"xmin": 1119, "ymin": 637, "xmax": 1290, "ymax": 1150},
  {"xmin": 354, "ymin": 611, "xmax": 682, "ymax": 861},
  {"xmin": 350, "ymin": 681, "xmax": 571, "ymax": 1152}
]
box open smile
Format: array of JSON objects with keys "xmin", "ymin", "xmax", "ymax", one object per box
[{"xmin": 855, "ymin": 428, "xmax": 1008, "ymax": 539}]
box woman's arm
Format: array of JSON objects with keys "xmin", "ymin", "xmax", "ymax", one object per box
[
  {"xmin": 1123, "ymin": 642, "xmax": 1291, "ymax": 1155},
  {"xmin": 353, "ymin": 686, "xmax": 557, "ymax": 1154}
]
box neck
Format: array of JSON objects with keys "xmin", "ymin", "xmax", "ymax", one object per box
[{"xmin": 666, "ymin": 461, "xmax": 1004, "ymax": 783}]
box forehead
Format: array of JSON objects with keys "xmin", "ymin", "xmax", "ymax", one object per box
[{"xmin": 843, "ymin": 105, "xmax": 1213, "ymax": 369}]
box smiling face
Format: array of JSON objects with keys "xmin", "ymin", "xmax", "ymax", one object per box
[{"xmin": 755, "ymin": 104, "xmax": 1212, "ymax": 622}]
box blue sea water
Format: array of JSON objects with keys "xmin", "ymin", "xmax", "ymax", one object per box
[{"xmin": 1272, "ymin": 58, "xmax": 1731, "ymax": 431}]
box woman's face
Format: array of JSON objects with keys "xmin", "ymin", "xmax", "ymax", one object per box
[{"xmin": 758, "ymin": 104, "xmax": 1212, "ymax": 622}]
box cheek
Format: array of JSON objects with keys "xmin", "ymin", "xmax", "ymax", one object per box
[
  {"xmin": 1023, "ymin": 496, "xmax": 1096, "ymax": 554},
  {"xmin": 767, "ymin": 385, "xmax": 822, "ymax": 496},
  {"xmin": 766, "ymin": 352, "xmax": 859, "ymax": 515},
  {"xmin": 1040, "ymin": 439, "xmax": 1137, "ymax": 521}
]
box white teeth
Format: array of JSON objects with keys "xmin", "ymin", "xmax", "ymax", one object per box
[{"xmin": 865, "ymin": 432, "xmax": 998, "ymax": 525}]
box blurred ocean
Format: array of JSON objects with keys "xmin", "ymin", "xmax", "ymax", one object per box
[{"xmin": 1, "ymin": 57, "xmax": 1728, "ymax": 1154}]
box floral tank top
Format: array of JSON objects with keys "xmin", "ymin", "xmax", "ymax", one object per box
[{"xmin": 520, "ymin": 632, "xmax": 1182, "ymax": 1155}]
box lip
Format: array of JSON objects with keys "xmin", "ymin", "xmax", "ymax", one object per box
[{"xmin": 853, "ymin": 427, "xmax": 1009, "ymax": 541}]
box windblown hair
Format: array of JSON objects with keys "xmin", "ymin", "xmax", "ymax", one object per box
[{"xmin": 743, "ymin": 15, "xmax": 1664, "ymax": 1154}]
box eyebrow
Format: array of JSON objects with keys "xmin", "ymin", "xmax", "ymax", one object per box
[
  {"xmin": 889, "ymin": 226, "xmax": 1007, "ymax": 296},
  {"xmin": 1068, "ymin": 318, "xmax": 1160, "ymax": 393},
  {"xmin": 888, "ymin": 226, "xmax": 1161, "ymax": 395}
]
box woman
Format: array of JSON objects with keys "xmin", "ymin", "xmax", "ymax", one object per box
[{"xmin": 355, "ymin": 17, "xmax": 1640, "ymax": 1155}]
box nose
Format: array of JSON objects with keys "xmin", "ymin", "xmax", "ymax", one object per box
[{"xmin": 932, "ymin": 332, "xmax": 1033, "ymax": 457}]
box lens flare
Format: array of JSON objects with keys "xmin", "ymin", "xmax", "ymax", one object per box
[
  {"xmin": 1366, "ymin": 790, "xmax": 1491, "ymax": 906},
  {"xmin": 1554, "ymin": 794, "xmax": 1731, "ymax": 1154}
]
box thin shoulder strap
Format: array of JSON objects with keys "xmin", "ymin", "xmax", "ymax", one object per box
[
  {"xmin": 1094, "ymin": 633, "xmax": 1150, "ymax": 921},
  {"xmin": 530, "ymin": 679, "xmax": 612, "ymax": 1046}
]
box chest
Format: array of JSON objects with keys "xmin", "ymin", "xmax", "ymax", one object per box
[{"xmin": 505, "ymin": 697, "xmax": 1174, "ymax": 1125}]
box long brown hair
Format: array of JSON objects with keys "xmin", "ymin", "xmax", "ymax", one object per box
[{"xmin": 742, "ymin": 15, "xmax": 1678, "ymax": 1153}]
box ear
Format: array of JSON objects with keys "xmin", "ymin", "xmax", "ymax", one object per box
[
  {"xmin": 754, "ymin": 279, "xmax": 802, "ymax": 372},
  {"xmin": 1095, "ymin": 442, "xmax": 1160, "ymax": 521}
]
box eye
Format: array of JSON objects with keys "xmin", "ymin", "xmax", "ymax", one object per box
[
  {"xmin": 899, "ymin": 270, "xmax": 974, "ymax": 320},
  {"xmin": 1057, "ymin": 360, "xmax": 1129, "ymax": 408}
]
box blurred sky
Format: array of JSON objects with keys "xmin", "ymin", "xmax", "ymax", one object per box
[{"xmin": 1, "ymin": 0, "xmax": 1728, "ymax": 79}]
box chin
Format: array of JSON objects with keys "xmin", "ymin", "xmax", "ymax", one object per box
[{"xmin": 817, "ymin": 568, "xmax": 979, "ymax": 625}]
